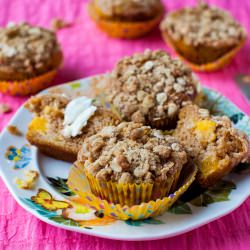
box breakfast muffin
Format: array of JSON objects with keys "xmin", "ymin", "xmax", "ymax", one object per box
[
  {"xmin": 107, "ymin": 49, "xmax": 199, "ymax": 129},
  {"xmin": 160, "ymin": 3, "xmax": 247, "ymax": 71},
  {"xmin": 0, "ymin": 22, "xmax": 63, "ymax": 95},
  {"xmin": 174, "ymin": 104, "xmax": 250, "ymax": 187},
  {"xmin": 88, "ymin": 0, "xmax": 164, "ymax": 39},
  {"xmin": 25, "ymin": 94, "xmax": 120, "ymax": 162},
  {"xmin": 77, "ymin": 122, "xmax": 188, "ymax": 206}
]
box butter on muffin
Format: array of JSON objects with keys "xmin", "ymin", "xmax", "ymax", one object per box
[
  {"xmin": 77, "ymin": 122, "xmax": 188, "ymax": 206},
  {"xmin": 107, "ymin": 49, "xmax": 199, "ymax": 129},
  {"xmin": 0, "ymin": 23, "xmax": 63, "ymax": 95},
  {"xmin": 25, "ymin": 94, "xmax": 120, "ymax": 162},
  {"xmin": 160, "ymin": 3, "xmax": 247, "ymax": 70},
  {"xmin": 174, "ymin": 104, "xmax": 250, "ymax": 187},
  {"xmin": 88, "ymin": 0, "xmax": 164, "ymax": 39}
]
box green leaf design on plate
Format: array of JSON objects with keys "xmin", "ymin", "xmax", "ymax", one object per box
[
  {"xmin": 47, "ymin": 177, "xmax": 75, "ymax": 196},
  {"xmin": 233, "ymin": 162, "xmax": 250, "ymax": 174},
  {"xmin": 50, "ymin": 216, "xmax": 81, "ymax": 227},
  {"xmin": 70, "ymin": 82, "xmax": 81, "ymax": 90},
  {"xmin": 189, "ymin": 180, "xmax": 236, "ymax": 207},
  {"xmin": 230, "ymin": 113, "xmax": 244, "ymax": 124},
  {"xmin": 125, "ymin": 217, "xmax": 164, "ymax": 226},
  {"xmin": 168, "ymin": 201, "xmax": 192, "ymax": 214}
]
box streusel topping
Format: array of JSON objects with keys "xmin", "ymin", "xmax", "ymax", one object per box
[
  {"xmin": 94, "ymin": 0, "xmax": 163, "ymax": 20},
  {"xmin": 161, "ymin": 4, "xmax": 247, "ymax": 47},
  {"xmin": 78, "ymin": 122, "xmax": 187, "ymax": 184},
  {"xmin": 107, "ymin": 49, "xmax": 198, "ymax": 128},
  {"xmin": 0, "ymin": 23, "xmax": 61, "ymax": 76}
]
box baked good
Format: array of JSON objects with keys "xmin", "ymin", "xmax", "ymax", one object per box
[
  {"xmin": 0, "ymin": 22, "xmax": 63, "ymax": 95},
  {"xmin": 174, "ymin": 104, "xmax": 250, "ymax": 187},
  {"xmin": 107, "ymin": 49, "xmax": 199, "ymax": 129},
  {"xmin": 25, "ymin": 94, "xmax": 120, "ymax": 162},
  {"xmin": 77, "ymin": 122, "xmax": 188, "ymax": 206},
  {"xmin": 160, "ymin": 3, "xmax": 247, "ymax": 71},
  {"xmin": 88, "ymin": 0, "xmax": 164, "ymax": 39}
]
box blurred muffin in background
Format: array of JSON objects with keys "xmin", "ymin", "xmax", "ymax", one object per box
[
  {"xmin": 88, "ymin": 0, "xmax": 164, "ymax": 39},
  {"xmin": 0, "ymin": 22, "xmax": 63, "ymax": 95},
  {"xmin": 160, "ymin": 3, "xmax": 247, "ymax": 71}
]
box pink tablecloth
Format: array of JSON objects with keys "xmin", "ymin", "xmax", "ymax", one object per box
[{"xmin": 0, "ymin": 0, "xmax": 249, "ymax": 249}]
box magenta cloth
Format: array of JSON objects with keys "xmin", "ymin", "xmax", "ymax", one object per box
[{"xmin": 0, "ymin": 0, "xmax": 250, "ymax": 249}]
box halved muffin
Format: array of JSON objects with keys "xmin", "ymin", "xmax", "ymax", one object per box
[
  {"xmin": 160, "ymin": 3, "xmax": 247, "ymax": 71},
  {"xmin": 174, "ymin": 104, "xmax": 250, "ymax": 187},
  {"xmin": 77, "ymin": 122, "xmax": 188, "ymax": 206},
  {"xmin": 107, "ymin": 49, "xmax": 199, "ymax": 129},
  {"xmin": 25, "ymin": 94, "xmax": 120, "ymax": 162},
  {"xmin": 88, "ymin": 0, "xmax": 164, "ymax": 39}
]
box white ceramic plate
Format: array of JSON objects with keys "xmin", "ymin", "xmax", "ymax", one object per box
[{"xmin": 0, "ymin": 76, "xmax": 249, "ymax": 241}]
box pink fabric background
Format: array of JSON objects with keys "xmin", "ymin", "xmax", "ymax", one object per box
[{"xmin": 0, "ymin": 0, "xmax": 249, "ymax": 249}]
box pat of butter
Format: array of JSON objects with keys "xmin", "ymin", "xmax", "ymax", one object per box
[{"xmin": 62, "ymin": 97, "xmax": 97, "ymax": 138}]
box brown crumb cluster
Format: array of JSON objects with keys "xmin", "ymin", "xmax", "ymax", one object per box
[
  {"xmin": 174, "ymin": 104, "xmax": 250, "ymax": 187},
  {"xmin": 7, "ymin": 125, "xmax": 22, "ymax": 136},
  {"xmin": 161, "ymin": 4, "xmax": 247, "ymax": 47},
  {"xmin": 107, "ymin": 49, "xmax": 198, "ymax": 129},
  {"xmin": 94, "ymin": 0, "xmax": 163, "ymax": 21},
  {"xmin": 78, "ymin": 122, "xmax": 187, "ymax": 184},
  {"xmin": 0, "ymin": 22, "xmax": 62, "ymax": 79}
]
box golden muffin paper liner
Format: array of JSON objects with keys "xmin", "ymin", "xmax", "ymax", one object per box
[
  {"xmin": 67, "ymin": 164, "xmax": 197, "ymax": 220},
  {"xmin": 0, "ymin": 69, "xmax": 57, "ymax": 96},
  {"xmin": 162, "ymin": 31, "xmax": 247, "ymax": 72}
]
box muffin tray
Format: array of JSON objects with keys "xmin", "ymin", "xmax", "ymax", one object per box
[{"xmin": 0, "ymin": 76, "xmax": 249, "ymax": 241}]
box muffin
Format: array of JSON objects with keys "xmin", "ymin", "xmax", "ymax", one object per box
[
  {"xmin": 0, "ymin": 22, "xmax": 63, "ymax": 95},
  {"xmin": 76, "ymin": 122, "xmax": 188, "ymax": 206},
  {"xmin": 174, "ymin": 104, "xmax": 250, "ymax": 187},
  {"xmin": 107, "ymin": 49, "xmax": 199, "ymax": 129},
  {"xmin": 88, "ymin": 0, "xmax": 164, "ymax": 39},
  {"xmin": 25, "ymin": 94, "xmax": 120, "ymax": 162},
  {"xmin": 160, "ymin": 3, "xmax": 247, "ymax": 71}
]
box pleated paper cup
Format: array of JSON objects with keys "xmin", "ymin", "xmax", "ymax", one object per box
[
  {"xmin": 88, "ymin": 1, "xmax": 164, "ymax": 39},
  {"xmin": 162, "ymin": 31, "xmax": 247, "ymax": 72},
  {"xmin": 67, "ymin": 163, "xmax": 197, "ymax": 220},
  {"xmin": 0, "ymin": 69, "xmax": 57, "ymax": 96}
]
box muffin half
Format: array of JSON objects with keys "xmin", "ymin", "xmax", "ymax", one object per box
[
  {"xmin": 107, "ymin": 49, "xmax": 199, "ymax": 129},
  {"xmin": 88, "ymin": 0, "xmax": 164, "ymax": 39},
  {"xmin": 25, "ymin": 94, "xmax": 120, "ymax": 162},
  {"xmin": 174, "ymin": 104, "xmax": 250, "ymax": 187},
  {"xmin": 76, "ymin": 122, "xmax": 188, "ymax": 206},
  {"xmin": 160, "ymin": 4, "xmax": 247, "ymax": 71}
]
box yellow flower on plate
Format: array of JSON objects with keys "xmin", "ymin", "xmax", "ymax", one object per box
[{"xmin": 31, "ymin": 189, "xmax": 71, "ymax": 211}]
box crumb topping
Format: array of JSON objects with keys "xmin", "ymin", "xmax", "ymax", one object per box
[
  {"xmin": 161, "ymin": 4, "xmax": 247, "ymax": 47},
  {"xmin": 78, "ymin": 122, "xmax": 187, "ymax": 184},
  {"xmin": 0, "ymin": 23, "xmax": 61, "ymax": 77},
  {"xmin": 107, "ymin": 49, "xmax": 198, "ymax": 128},
  {"xmin": 94, "ymin": 0, "xmax": 163, "ymax": 20}
]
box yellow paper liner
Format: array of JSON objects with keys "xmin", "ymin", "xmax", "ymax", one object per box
[
  {"xmin": 162, "ymin": 31, "xmax": 247, "ymax": 72},
  {"xmin": 0, "ymin": 69, "xmax": 57, "ymax": 96},
  {"xmin": 67, "ymin": 164, "xmax": 197, "ymax": 220},
  {"xmin": 88, "ymin": 1, "xmax": 164, "ymax": 39}
]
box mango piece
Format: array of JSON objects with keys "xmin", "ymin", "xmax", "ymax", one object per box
[
  {"xmin": 28, "ymin": 117, "xmax": 47, "ymax": 133},
  {"xmin": 195, "ymin": 120, "xmax": 217, "ymax": 143}
]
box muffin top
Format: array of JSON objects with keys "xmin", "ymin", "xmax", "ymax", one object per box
[
  {"xmin": 78, "ymin": 122, "xmax": 187, "ymax": 184},
  {"xmin": 0, "ymin": 23, "xmax": 62, "ymax": 79},
  {"xmin": 94, "ymin": 0, "xmax": 163, "ymax": 21},
  {"xmin": 160, "ymin": 4, "xmax": 247, "ymax": 47},
  {"xmin": 107, "ymin": 49, "xmax": 199, "ymax": 128}
]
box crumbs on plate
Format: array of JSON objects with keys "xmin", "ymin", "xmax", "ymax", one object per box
[
  {"xmin": 14, "ymin": 170, "xmax": 39, "ymax": 190},
  {"xmin": 7, "ymin": 125, "xmax": 22, "ymax": 136}
]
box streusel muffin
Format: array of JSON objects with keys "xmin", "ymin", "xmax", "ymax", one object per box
[
  {"xmin": 88, "ymin": 0, "xmax": 164, "ymax": 39},
  {"xmin": 0, "ymin": 23, "xmax": 63, "ymax": 95},
  {"xmin": 107, "ymin": 49, "xmax": 199, "ymax": 129},
  {"xmin": 25, "ymin": 94, "xmax": 120, "ymax": 162},
  {"xmin": 174, "ymin": 104, "xmax": 250, "ymax": 187},
  {"xmin": 160, "ymin": 3, "xmax": 247, "ymax": 70},
  {"xmin": 77, "ymin": 122, "xmax": 187, "ymax": 206}
]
